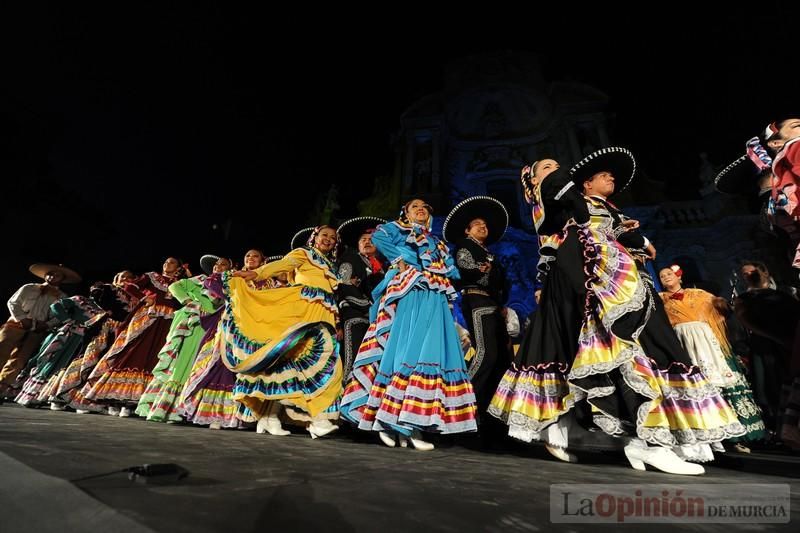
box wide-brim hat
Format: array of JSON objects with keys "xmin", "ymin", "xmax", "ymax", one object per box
[
  {"xmin": 290, "ymin": 227, "xmax": 315, "ymax": 250},
  {"xmin": 265, "ymin": 255, "xmax": 284, "ymax": 264},
  {"xmin": 336, "ymin": 216, "xmax": 386, "ymax": 248},
  {"xmin": 442, "ymin": 196, "xmax": 509, "ymax": 245},
  {"xmin": 200, "ymin": 254, "xmax": 220, "ymax": 275},
  {"xmin": 714, "ymin": 155, "xmax": 760, "ymax": 195},
  {"xmin": 569, "ymin": 146, "xmax": 636, "ymax": 194},
  {"xmin": 29, "ymin": 263, "xmax": 81, "ymax": 284}
]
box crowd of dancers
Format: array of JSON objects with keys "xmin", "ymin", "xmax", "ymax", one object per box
[{"xmin": 3, "ymin": 125, "xmax": 800, "ymax": 476}]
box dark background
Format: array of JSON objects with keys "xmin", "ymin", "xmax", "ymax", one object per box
[{"xmin": 1, "ymin": 3, "xmax": 796, "ymax": 298}]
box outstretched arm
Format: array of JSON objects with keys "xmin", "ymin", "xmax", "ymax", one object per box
[
  {"xmin": 251, "ymin": 250, "xmax": 305, "ymax": 280},
  {"xmin": 371, "ymin": 223, "xmax": 417, "ymax": 267}
]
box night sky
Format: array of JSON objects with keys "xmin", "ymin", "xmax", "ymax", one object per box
[{"xmin": 1, "ymin": 3, "xmax": 796, "ymax": 299}]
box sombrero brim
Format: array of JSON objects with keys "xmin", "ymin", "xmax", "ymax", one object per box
[
  {"xmin": 265, "ymin": 255, "xmax": 284, "ymax": 264},
  {"xmin": 290, "ymin": 227, "xmax": 316, "ymax": 250},
  {"xmin": 29, "ymin": 263, "xmax": 81, "ymax": 284},
  {"xmin": 336, "ymin": 216, "xmax": 386, "ymax": 248},
  {"xmin": 714, "ymin": 155, "xmax": 759, "ymax": 195},
  {"xmin": 199, "ymin": 254, "xmax": 220, "ymax": 275},
  {"xmin": 442, "ymin": 196, "xmax": 509, "ymax": 244},
  {"xmin": 569, "ymin": 147, "xmax": 636, "ymax": 194}
]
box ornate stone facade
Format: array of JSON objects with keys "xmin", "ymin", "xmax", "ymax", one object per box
[
  {"xmin": 396, "ymin": 52, "xmax": 611, "ymax": 230},
  {"xmin": 385, "ymin": 52, "xmax": 787, "ymax": 319},
  {"xmin": 625, "ymin": 185, "xmax": 792, "ymax": 295}
]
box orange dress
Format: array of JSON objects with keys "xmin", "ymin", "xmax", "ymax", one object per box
[{"xmin": 660, "ymin": 288, "xmax": 765, "ymax": 441}]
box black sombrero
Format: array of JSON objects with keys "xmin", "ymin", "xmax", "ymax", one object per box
[
  {"xmin": 569, "ymin": 146, "xmax": 636, "ymax": 194},
  {"xmin": 29, "ymin": 263, "xmax": 81, "ymax": 284},
  {"xmin": 336, "ymin": 216, "xmax": 386, "ymax": 248},
  {"xmin": 290, "ymin": 227, "xmax": 316, "ymax": 250},
  {"xmin": 442, "ymin": 196, "xmax": 509, "ymax": 244},
  {"xmin": 199, "ymin": 254, "xmax": 220, "ymax": 275},
  {"xmin": 714, "ymin": 155, "xmax": 761, "ymax": 195}
]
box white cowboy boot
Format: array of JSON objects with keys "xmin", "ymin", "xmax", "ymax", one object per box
[
  {"xmin": 545, "ymin": 444, "xmax": 578, "ymax": 463},
  {"xmin": 307, "ymin": 414, "xmax": 338, "ymax": 439},
  {"xmin": 378, "ymin": 431, "xmax": 397, "ymax": 448},
  {"xmin": 256, "ymin": 402, "xmax": 290, "ymax": 436},
  {"xmin": 398, "ymin": 430, "xmax": 434, "ymax": 451},
  {"xmin": 624, "ymin": 440, "xmax": 705, "ymax": 475}
]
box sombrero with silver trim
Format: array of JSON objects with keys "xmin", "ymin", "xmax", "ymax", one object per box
[
  {"xmin": 199, "ymin": 254, "xmax": 220, "ymax": 275},
  {"xmin": 336, "ymin": 216, "xmax": 386, "ymax": 248},
  {"xmin": 200, "ymin": 254, "xmax": 235, "ymax": 275},
  {"xmin": 290, "ymin": 227, "xmax": 315, "ymax": 250},
  {"xmin": 29, "ymin": 263, "xmax": 81, "ymax": 284},
  {"xmin": 442, "ymin": 196, "xmax": 509, "ymax": 244},
  {"xmin": 714, "ymin": 155, "xmax": 760, "ymax": 195},
  {"xmin": 265, "ymin": 255, "xmax": 284, "ymax": 264},
  {"xmin": 569, "ymin": 146, "xmax": 636, "ymax": 194}
]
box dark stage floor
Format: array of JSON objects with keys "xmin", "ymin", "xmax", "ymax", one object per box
[{"xmin": 1, "ymin": 404, "xmax": 798, "ymax": 532}]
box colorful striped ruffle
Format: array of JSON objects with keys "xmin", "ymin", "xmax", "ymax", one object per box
[
  {"xmin": 66, "ymin": 387, "xmax": 106, "ymax": 413},
  {"xmin": 235, "ymin": 401, "xmax": 258, "ymax": 423},
  {"xmin": 220, "ymin": 274, "xmax": 338, "ymax": 374},
  {"xmin": 83, "ymin": 368, "xmax": 153, "ymax": 403},
  {"xmin": 222, "ymin": 313, "xmax": 332, "ymax": 375},
  {"xmin": 488, "ymin": 362, "xmax": 573, "ymax": 442},
  {"xmin": 489, "ymin": 214, "xmax": 745, "ymax": 447},
  {"xmin": 135, "ymin": 307, "xmax": 205, "ymax": 421},
  {"xmin": 617, "ymin": 356, "xmax": 745, "ymax": 446},
  {"xmin": 342, "ymin": 360, "xmax": 476, "ymax": 435},
  {"xmin": 396, "ymin": 220, "xmax": 459, "ymax": 281},
  {"xmin": 218, "ymin": 268, "xmax": 342, "ymax": 420},
  {"xmin": 232, "ymin": 325, "xmax": 341, "ymax": 420},
  {"xmin": 57, "ymin": 319, "xmax": 118, "ymax": 398},
  {"xmin": 135, "ymin": 379, "xmax": 184, "ymax": 422},
  {"xmin": 15, "ymin": 376, "xmax": 50, "ymax": 406},
  {"xmin": 179, "ymin": 333, "xmax": 223, "ymax": 398},
  {"xmin": 490, "ymin": 355, "xmax": 745, "ymax": 447},
  {"xmin": 17, "ymin": 366, "xmax": 71, "ymax": 406},
  {"xmin": 341, "ymin": 267, "xmax": 477, "ymax": 435},
  {"xmin": 299, "ymin": 286, "xmax": 338, "ymax": 315},
  {"xmin": 177, "ymin": 323, "xmax": 242, "ymax": 428},
  {"xmin": 179, "ymin": 384, "xmax": 240, "ymax": 427}
]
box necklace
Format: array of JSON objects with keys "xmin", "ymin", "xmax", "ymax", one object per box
[
  {"xmin": 310, "ymin": 247, "xmax": 335, "ymax": 270},
  {"xmin": 667, "ymin": 288, "xmax": 685, "ymax": 301}
]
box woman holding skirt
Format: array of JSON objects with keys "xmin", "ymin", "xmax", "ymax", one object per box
[
  {"xmin": 340, "ymin": 199, "xmax": 478, "ymax": 450},
  {"xmin": 222, "ymin": 229, "xmax": 342, "ymax": 438},
  {"xmin": 489, "ymin": 149, "xmax": 745, "ymax": 474}
]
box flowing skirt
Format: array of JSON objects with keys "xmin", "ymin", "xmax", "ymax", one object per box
[
  {"xmin": 674, "ymin": 321, "xmax": 766, "ymax": 442},
  {"xmin": 340, "ymin": 268, "xmax": 477, "ymax": 435},
  {"xmin": 218, "ymin": 275, "xmax": 342, "ymax": 420},
  {"xmin": 489, "ymin": 224, "xmax": 745, "ymax": 450},
  {"xmin": 177, "ymin": 309, "xmax": 242, "ymax": 427},
  {"xmin": 135, "ymin": 305, "xmax": 207, "ymax": 421},
  {"xmin": 81, "ymin": 305, "xmax": 174, "ymax": 405}
]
